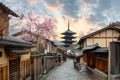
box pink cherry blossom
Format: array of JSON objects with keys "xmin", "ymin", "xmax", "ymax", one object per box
[{"xmin": 21, "ymin": 11, "xmax": 57, "ymax": 43}]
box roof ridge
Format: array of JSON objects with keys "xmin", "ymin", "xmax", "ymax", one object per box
[
  {"xmin": 81, "ymin": 25, "xmax": 120, "ymax": 40},
  {"xmin": 0, "ymin": 2, "xmax": 19, "ymax": 17}
]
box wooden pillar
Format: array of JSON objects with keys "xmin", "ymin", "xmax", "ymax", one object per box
[
  {"xmin": 108, "ymin": 42, "xmax": 120, "ymax": 80},
  {"xmin": 31, "ymin": 57, "xmax": 34, "ymax": 80},
  {"xmin": 34, "ymin": 58, "xmax": 37, "ymax": 80},
  {"xmin": 110, "ymin": 42, "xmax": 120, "ymax": 74}
]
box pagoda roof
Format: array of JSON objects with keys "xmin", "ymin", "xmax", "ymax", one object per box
[
  {"xmin": 61, "ymin": 36, "xmax": 76, "ymax": 39},
  {"xmin": 61, "ymin": 29, "xmax": 76, "ymax": 35}
]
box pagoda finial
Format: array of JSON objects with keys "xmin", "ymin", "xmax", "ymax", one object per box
[{"xmin": 68, "ymin": 20, "xmax": 70, "ymax": 30}]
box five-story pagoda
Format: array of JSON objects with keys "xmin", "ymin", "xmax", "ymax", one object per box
[{"xmin": 61, "ymin": 21, "xmax": 76, "ymax": 48}]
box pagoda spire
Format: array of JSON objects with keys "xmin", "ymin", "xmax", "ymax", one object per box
[{"xmin": 68, "ymin": 20, "xmax": 70, "ymax": 30}]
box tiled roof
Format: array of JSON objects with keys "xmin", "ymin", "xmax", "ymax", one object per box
[
  {"xmin": 5, "ymin": 47, "xmax": 30, "ymax": 54},
  {"xmin": 53, "ymin": 41, "xmax": 65, "ymax": 46},
  {"xmin": 92, "ymin": 48, "xmax": 108, "ymax": 53},
  {"xmin": 82, "ymin": 43, "xmax": 99, "ymax": 52},
  {"xmin": 0, "ymin": 37, "xmax": 34, "ymax": 47}
]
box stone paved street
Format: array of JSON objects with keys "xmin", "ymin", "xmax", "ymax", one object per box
[{"xmin": 43, "ymin": 59, "xmax": 91, "ymax": 80}]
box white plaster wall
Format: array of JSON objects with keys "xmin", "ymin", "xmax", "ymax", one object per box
[
  {"xmin": 86, "ymin": 38, "xmax": 94, "ymax": 45},
  {"xmin": 107, "ymin": 30, "xmax": 113, "ymax": 37},
  {"xmin": 0, "ymin": 46, "xmax": 8, "ymax": 65},
  {"xmin": 100, "ymin": 31, "xmax": 106, "ymax": 37}
]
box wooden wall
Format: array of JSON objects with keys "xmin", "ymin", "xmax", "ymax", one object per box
[
  {"xmin": 83, "ymin": 52, "xmax": 108, "ymax": 73},
  {"xmin": 43, "ymin": 56, "xmax": 56, "ymax": 74},
  {"xmin": 20, "ymin": 59, "xmax": 31, "ymax": 80},
  {"xmin": 88, "ymin": 52, "xmax": 96, "ymax": 68},
  {"xmin": 83, "ymin": 29, "xmax": 119, "ymax": 48},
  {"xmin": 0, "ymin": 13, "xmax": 9, "ymax": 37},
  {"xmin": 0, "ymin": 65, "xmax": 8, "ymax": 80},
  {"xmin": 95, "ymin": 57, "xmax": 108, "ymax": 73},
  {"xmin": 31, "ymin": 56, "xmax": 42, "ymax": 80}
]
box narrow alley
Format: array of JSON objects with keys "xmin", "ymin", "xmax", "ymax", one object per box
[{"xmin": 43, "ymin": 59, "xmax": 90, "ymax": 80}]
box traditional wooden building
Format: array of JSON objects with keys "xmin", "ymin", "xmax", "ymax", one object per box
[
  {"xmin": 78, "ymin": 22, "xmax": 120, "ymax": 75},
  {"xmin": 53, "ymin": 41, "xmax": 67, "ymax": 61},
  {"xmin": 0, "ymin": 3, "xmax": 33, "ymax": 80},
  {"xmin": 44, "ymin": 39, "xmax": 57, "ymax": 54},
  {"xmin": 13, "ymin": 31, "xmax": 57, "ymax": 54},
  {"xmin": 56, "ymin": 45, "xmax": 67, "ymax": 62},
  {"xmin": 78, "ymin": 23, "xmax": 120, "ymax": 48},
  {"xmin": 0, "ymin": 2, "xmax": 18, "ymax": 37}
]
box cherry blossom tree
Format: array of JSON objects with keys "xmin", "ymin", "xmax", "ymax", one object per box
[
  {"xmin": 20, "ymin": 11, "xmax": 57, "ymax": 53},
  {"xmin": 21, "ymin": 11, "xmax": 57, "ymax": 43}
]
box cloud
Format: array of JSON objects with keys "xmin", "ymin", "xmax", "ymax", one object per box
[
  {"xmin": 72, "ymin": 16, "xmax": 102, "ymax": 35},
  {"xmin": 27, "ymin": 0, "xmax": 43, "ymax": 5},
  {"xmin": 79, "ymin": 0, "xmax": 120, "ymax": 27},
  {"xmin": 60, "ymin": 0, "xmax": 80, "ymax": 18},
  {"xmin": 44, "ymin": 0, "xmax": 62, "ymax": 12},
  {"xmin": 45, "ymin": 0, "xmax": 59, "ymax": 7},
  {"xmin": 98, "ymin": 0, "xmax": 111, "ymax": 11},
  {"xmin": 44, "ymin": 0, "xmax": 81, "ymax": 18}
]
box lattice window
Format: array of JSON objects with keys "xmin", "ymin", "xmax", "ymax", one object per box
[{"xmin": 9, "ymin": 58, "xmax": 20, "ymax": 80}]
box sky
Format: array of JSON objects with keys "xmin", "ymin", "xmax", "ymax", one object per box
[{"xmin": 1, "ymin": 0, "xmax": 120, "ymax": 41}]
